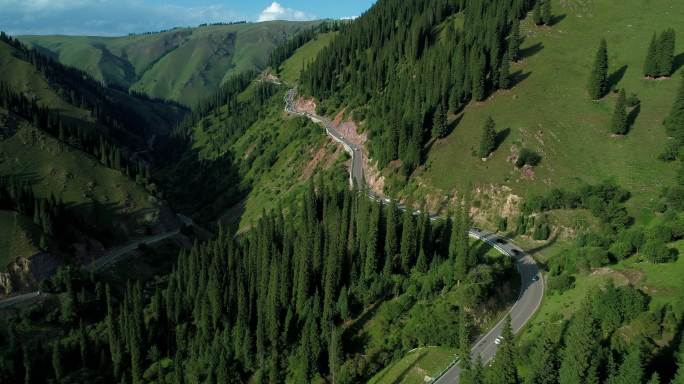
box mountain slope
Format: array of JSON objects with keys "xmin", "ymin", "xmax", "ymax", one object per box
[
  {"xmin": 20, "ymin": 21, "xmax": 321, "ymax": 105},
  {"xmin": 0, "ymin": 33, "xmax": 183, "ymax": 288},
  {"xmin": 410, "ymin": 0, "xmax": 683, "ymax": 215}
]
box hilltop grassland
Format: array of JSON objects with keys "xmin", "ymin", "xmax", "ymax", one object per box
[{"xmin": 406, "ymin": 0, "xmax": 683, "ymax": 216}]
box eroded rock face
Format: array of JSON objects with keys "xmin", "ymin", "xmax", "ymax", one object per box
[{"xmin": 0, "ymin": 252, "xmax": 60, "ymax": 298}]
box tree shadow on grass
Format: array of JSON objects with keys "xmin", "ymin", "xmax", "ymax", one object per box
[
  {"xmin": 673, "ymin": 52, "xmax": 684, "ymax": 74},
  {"xmin": 425, "ymin": 113, "xmax": 463, "ymax": 154},
  {"xmin": 608, "ymin": 65, "xmax": 629, "ymax": 91},
  {"xmin": 626, "ymin": 104, "xmax": 641, "ymax": 133},
  {"xmin": 547, "ymin": 14, "xmax": 567, "ymax": 27},
  {"xmin": 494, "ymin": 127, "xmax": 511, "ymax": 152},
  {"xmin": 510, "ymin": 70, "xmax": 531, "ymax": 88},
  {"xmin": 519, "ymin": 42, "xmax": 544, "ymax": 60}
]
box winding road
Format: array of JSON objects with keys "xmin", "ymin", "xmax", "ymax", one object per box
[
  {"xmin": 284, "ymin": 88, "xmax": 544, "ymax": 382},
  {"xmin": 0, "ymin": 214, "xmax": 194, "ymax": 309}
]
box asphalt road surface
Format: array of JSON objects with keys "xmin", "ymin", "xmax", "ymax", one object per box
[
  {"xmin": 285, "ymin": 89, "xmax": 364, "ymax": 187},
  {"xmin": 433, "ymin": 229, "xmax": 544, "ymax": 383},
  {"xmin": 285, "ymin": 88, "xmax": 544, "ymax": 383}
]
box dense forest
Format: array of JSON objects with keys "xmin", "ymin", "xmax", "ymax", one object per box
[
  {"xmin": 301, "ymin": 0, "xmax": 530, "ymax": 174},
  {"xmin": 0, "ymin": 178, "xmax": 520, "ymax": 383}
]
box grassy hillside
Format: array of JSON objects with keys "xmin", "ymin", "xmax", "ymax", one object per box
[
  {"xmin": 0, "ymin": 210, "xmax": 42, "ymax": 269},
  {"xmin": 186, "ymin": 81, "xmax": 345, "ymax": 228},
  {"xmin": 278, "ymin": 32, "xmax": 338, "ymax": 84},
  {"xmin": 20, "ymin": 21, "xmax": 320, "ymax": 105},
  {"xmin": 0, "ymin": 38, "xmax": 184, "ymax": 142},
  {"xmin": 399, "ymin": 0, "xmax": 683, "ymax": 215},
  {"xmin": 0, "ymin": 113, "xmax": 166, "ymax": 244}
]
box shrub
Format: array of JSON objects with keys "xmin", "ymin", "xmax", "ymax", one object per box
[
  {"xmin": 533, "ymin": 222, "xmax": 551, "ymax": 240},
  {"xmin": 497, "ymin": 216, "xmax": 508, "ymax": 232},
  {"xmin": 548, "ymin": 273, "xmax": 575, "ymax": 292},
  {"xmin": 516, "ymin": 148, "xmax": 542, "ymax": 168}
]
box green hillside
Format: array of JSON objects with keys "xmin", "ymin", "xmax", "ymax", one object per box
[
  {"xmin": 0, "ymin": 112, "xmax": 167, "ymax": 244},
  {"xmin": 0, "ymin": 34, "xmax": 182, "ymax": 259},
  {"xmin": 20, "ymin": 21, "xmax": 321, "ymax": 105},
  {"xmin": 406, "ymin": 0, "xmax": 684, "ymax": 215}
]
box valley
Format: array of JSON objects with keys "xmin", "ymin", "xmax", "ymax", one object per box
[{"xmin": 1, "ymin": 1, "xmax": 684, "ymax": 384}]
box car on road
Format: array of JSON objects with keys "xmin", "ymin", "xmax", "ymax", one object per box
[
  {"xmin": 511, "ymin": 249, "xmax": 522, "ymax": 256},
  {"xmin": 495, "ymin": 336, "xmax": 504, "ymax": 345},
  {"xmin": 532, "ymin": 275, "xmax": 540, "ymax": 282},
  {"xmin": 495, "ymin": 238, "xmax": 507, "ymax": 245}
]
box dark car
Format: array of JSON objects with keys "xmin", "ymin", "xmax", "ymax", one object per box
[
  {"xmin": 511, "ymin": 249, "xmax": 522, "ymax": 256},
  {"xmin": 495, "ymin": 238, "xmax": 507, "ymax": 245},
  {"xmin": 532, "ymin": 275, "xmax": 540, "ymax": 282}
]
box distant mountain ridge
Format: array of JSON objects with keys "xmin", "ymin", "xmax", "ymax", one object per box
[{"xmin": 20, "ymin": 21, "xmax": 321, "ymax": 106}]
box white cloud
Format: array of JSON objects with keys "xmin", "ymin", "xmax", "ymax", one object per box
[{"xmin": 257, "ymin": 2, "xmax": 315, "ymax": 22}]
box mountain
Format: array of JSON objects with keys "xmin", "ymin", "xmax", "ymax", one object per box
[
  {"xmin": 20, "ymin": 21, "xmax": 321, "ymax": 105},
  {"xmin": 0, "ymin": 33, "xmax": 184, "ymax": 294},
  {"xmin": 3, "ymin": 1, "xmax": 684, "ymax": 384}
]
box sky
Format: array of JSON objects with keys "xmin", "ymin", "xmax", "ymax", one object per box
[{"xmin": 0, "ymin": 0, "xmax": 376, "ymax": 36}]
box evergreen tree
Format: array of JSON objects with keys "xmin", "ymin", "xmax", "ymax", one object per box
[
  {"xmin": 478, "ymin": 117, "xmax": 497, "ymax": 158},
  {"xmin": 79, "ymin": 318, "xmax": 87, "ymax": 368},
  {"xmin": 500, "ymin": 51, "xmax": 512, "ymax": 90},
  {"xmin": 614, "ymin": 345, "xmax": 643, "ymax": 384},
  {"xmin": 644, "ymin": 33, "xmax": 658, "ymax": 78},
  {"xmin": 329, "ymin": 326, "xmax": 342, "ymax": 384},
  {"xmin": 526, "ymin": 334, "xmax": 558, "ymax": 384},
  {"xmin": 509, "ymin": 18, "xmax": 521, "ymax": 62},
  {"xmin": 647, "ymin": 373, "xmax": 660, "ymax": 384},
  {"xmin": 491, "ymin": 316, "xmax": 519, "ymax": 384},
  {"xmin": 558, "ymin": 309, "xmax": 600, "ymax": 384},
  {"xmin": 656, "ymin": 28, "xmax": 676, "ymax": 77},
  {"xmin": 23, "ymin": 346, "xmax": 31, "ymax": 384},
  {"xmin": 52, "ymin": 341, "xmax": 62, "ymax": 382},
  {"xmin": 432, "ymin": 103, "xmax": 448, "ymax": 139},
  {"xmin": 472, "ymin": 54, "xmax": 487, "ymax": 102},
  {"xmin": 664, "ymin": 74, "xmax": 684, "ymax": 144},
  {"xmin": 400, "ymin": 209, "xmax": 416, "ymax": 274},
  {"xmin": 611, "ymin": 89, "xmax": 628, "ymax": 135},
  {"xmin": 588, "ymin": 39, "xmax": 609, "ymax": 100},
  {"xmin": 533, "ymin": 1, "xmax": 543, "ymax": 26},
  {"xmin": 542, "ymin": 0, "xmax": 553, "ymax": 26}
]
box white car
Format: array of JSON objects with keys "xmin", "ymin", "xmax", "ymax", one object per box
[{"xmin": 494, "ymin": 336, "xmax": 504, "ymax": 345}]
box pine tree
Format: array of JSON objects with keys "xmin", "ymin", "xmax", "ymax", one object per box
[
  {"xmin": 614, "ymin": 345, "xmax": 643, "ymax": 384},
  {"xmin": 644, "ymin": 33, "xmax": 658, "ymax": 78},
  {"xmin": 656, "ymin": 28, "xmax": 676, "ymax": 77},
  {"xmin": 664, "ymin": 75, "xmax": 684, "ymax": 144},
  {"xmin": 23, "ymin": 346, "xmax": 31, "ymax": 384},
  {"xmin": 52, "ymin": 341, "xmax": 62, "ymax": 382},
  {"xmin": 509, "ymin": 18, "xmax": 521, "ymax": 62},
  {"xmin": 478, "ymin": 117, "xmax": 497, "ymax": 158},
  {"xmin": 384, "ymin": 202, "xmax": 398, "ymax": 275},
  {"xmin": 79, "ymin": 318, "xmax": 87, "ymax": 368},
  {"xmin": 329, "ymin": 326, "xmax": 342, "ymax": 384},
  {"xmin": 533, "ymin": 1, "xmax": 543, "ymax": 26},
  {"xmin": 611, "ymin": 89, "xmax": 628, "ymax": 135},
  {"xmin": 542, "ymin": 0, "xmax": 553, "ymax": 25},
  {"xmin": 500, "ymin": 51, "xmax": 512, "ymax": 90},
  {"xmin": 472, "ymin": 54, "xmax": 487, "ymax": 102},
  {"xmin": 647, "ymin": 373, "xmax": 661, "ymax": 384},
  {"xmin": 400, "ymin": 209, "xmax": 415, "ymax": 274},
  {"xmin": 558, "ymin": 309, "xmax": 599, "ymax": 384},
  {"xmin": 432, "ymin": 103, "xmax": 448, "ymax": 139},
  {"xmin": 491, "ymin": 316, "xmax": 519, "ymax": 384},
  {"xmin": 527, "ymin": 334, "xmax": 558, "ymax": 384},
  {"xmin": 588, "ymin": 39, "xmax": 609, "ymax": 100}
]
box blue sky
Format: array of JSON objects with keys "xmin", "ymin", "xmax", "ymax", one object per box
[{"xmin": 0, "ymin": 0, "xmax": 376, "ymax": 36}]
